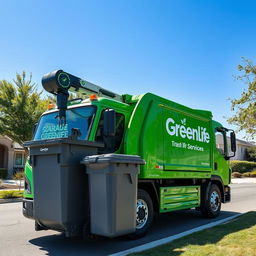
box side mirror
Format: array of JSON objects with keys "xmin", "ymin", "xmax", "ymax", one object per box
[
  {"xmin": 230, "ymin": 131, "xmax": 236, "ymax": 153},
  {"xmin": 103, "ymin": 109, "xmax": 116, "ymax": 137},
  {"xmin": 225, "ymin": 129, "xmax": 236, "ymax": 159}
]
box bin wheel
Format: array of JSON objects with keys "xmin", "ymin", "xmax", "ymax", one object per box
[
  {"xmin": 128, "ymin": 189, "xmax": 154, "ymax": 239},
  {"xmin": 35, "ymin": 221, "xmax": 48, "ymax": 231},
  {"xmin": 82, "ymin": 222, "xmax": 99, "ymax": 242},
  {"xmin": 35, "ymin": 221, "xmax": 41, "ymax": 231},
  {"xmin": 201, "ymin": 184, "xmax": 221, "ymax": 218}
]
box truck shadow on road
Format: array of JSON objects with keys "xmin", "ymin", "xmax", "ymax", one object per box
[{"xmin": 29, "ymin": 210, "xmax": 243, "ymax": 256}]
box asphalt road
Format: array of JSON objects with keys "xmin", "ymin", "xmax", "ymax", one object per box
[{"xmin": 1, "ymin": 183, "xmax": 256, "ymax": 256}]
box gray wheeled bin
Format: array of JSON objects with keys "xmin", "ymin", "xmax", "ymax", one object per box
[
  {"xmin": 23, "ymin": 138, "xmax": 103, "ymax": 237},
  {"xmin": 82, "ymin": 154, "xmax": 145, "ymax": 238}
]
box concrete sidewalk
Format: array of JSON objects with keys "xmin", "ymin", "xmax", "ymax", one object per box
[
  {"xmin": 0, "ymin": 179, "xmax": 24, "ymax": 191},
  {"xmin": 232, "ymin": 178, "xmax": 256, "ymax": 184},
  {"xmin": 2, "ymin": 179, "xmax": 24, "ymax": 186}
]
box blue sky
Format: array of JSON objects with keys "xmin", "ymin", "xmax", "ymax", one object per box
[{"xmin": 1, "ymin": 0, "xmax": 255, "ymax": 139}]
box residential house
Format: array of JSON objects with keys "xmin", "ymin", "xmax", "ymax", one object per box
[
  {"xmin": 0, "ymin": 135, "xmax": 26, "ymax": 177},
  {"xmin": 216, "ymin": 134, "xmax": 255, "ymax": 160}
]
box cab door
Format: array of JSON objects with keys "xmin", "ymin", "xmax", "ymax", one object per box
[{"xmin": 94, "ymin": 109, "xmax": 125, "ymax": 153}]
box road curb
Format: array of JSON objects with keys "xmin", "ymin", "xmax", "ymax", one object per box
[
  {"xmin": 0, "ymin": 198, "xmax": 23, "ymax": 204},
  {"xmin": 109, "ymin": 213, "xmax": 242, "ymax": 256}
]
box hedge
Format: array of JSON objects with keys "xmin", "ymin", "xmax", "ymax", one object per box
[
  {"xmin": 230, "ymin": 160, "xmax": 256, "ymax": 173},
  {"xmin": 0, "ymin": 190, "xmax": 24, "ymax": 199},
  {"xmin": 0, "ymin": 168, "xmax": 8, "ymax": 179},
  {"xmin": 242, "ymin": 171, "xmax": 256, "ymax": 177},
  {"xmin": 232, "ymin": 172, "xmax": 243, "ymax": 178}
]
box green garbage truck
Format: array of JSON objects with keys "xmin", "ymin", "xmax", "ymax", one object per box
[{"xmin": 23, "ymin": 70, "xmax": 236, "ymax": 239}]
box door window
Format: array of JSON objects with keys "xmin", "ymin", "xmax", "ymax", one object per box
[
  {"xmin": 96, "ymin": 110, "xmax": 125, "ymax": 152},
  {"xmin": 215, "ymin": 131, "xmax": 225, "ymax": 155}
]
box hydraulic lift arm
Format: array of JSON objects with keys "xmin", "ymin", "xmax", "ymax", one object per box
[{"xmin": 42, "ymin": 70, "xmax": 122, "ymax": 123}]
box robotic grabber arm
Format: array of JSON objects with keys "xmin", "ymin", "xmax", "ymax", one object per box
[{"xmin": 42, "ymin": 70, "xmax": 122, "ymax": 123}]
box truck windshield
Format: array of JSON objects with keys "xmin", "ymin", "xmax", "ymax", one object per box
[{"xmin": 33, "ymin": 106, "xmax": 96, "ymax": 141}]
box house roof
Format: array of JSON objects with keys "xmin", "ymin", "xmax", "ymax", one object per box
[
  {"xmin": 13, "ymin": 142, "xmax": 24, "ymax": 149},
  {"xmin": 0, "ymin": 135, "xmax": 25, "ymax": 150},
  {"xmin": 216, "ymin": 134, "xmax": 255, "ymax": 147},
  {"xmin": 236, "ymin": 138, "xmax": 255, "ymax": 147}
]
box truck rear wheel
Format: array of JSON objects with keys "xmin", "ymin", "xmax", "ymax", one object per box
[
  {"xmin": 128, "ymin": 189, "xmax": 154, "ymax": 239},
  {"xmin": 201, "ymin": 184, "xmax": 221, "ymax": 218}
]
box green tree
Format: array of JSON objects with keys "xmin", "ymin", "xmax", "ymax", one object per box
[
  {"xmin": 228, "ymin": 58, "xmax": 256, "ymax": 139},
  {"xmin": 247, "ymin": 147, "xmax": 256, "ymax": 162},
  {"xmin": 0, "ymin": 72, "xmax": 50, "ymax": 145}
]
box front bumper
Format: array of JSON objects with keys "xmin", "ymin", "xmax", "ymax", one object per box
[{"xmin": 23, "ymin": 198, "xmax": 34, "ymax": 219}]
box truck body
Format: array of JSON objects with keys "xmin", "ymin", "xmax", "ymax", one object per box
[{"xmin": 23, "ymin": 70, "xmax": 236, "ymax": 238}]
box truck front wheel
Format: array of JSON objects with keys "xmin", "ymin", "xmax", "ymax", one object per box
[
  {"xmin": 128, "ymin": 189, "xmax": 154, "ymax": 239},
  {"xmin": 201, "ymin": 184, "xmax": 221, "ymax": 218}
]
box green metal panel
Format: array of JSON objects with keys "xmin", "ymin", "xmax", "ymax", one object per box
[
  {"xmin": 124, "ymin": 93, "xmax": 216, "ymax": 179},
  {"xmin": 162, "ymin": 104, "xmax": 212, "ymax": 172},
  {"xmin": 160, "ymin": 186, "xmax": 200, "ymax": 213},
  {"xmin": 23, "ymin": 159, "xmax": 33, "ymax": 199}
]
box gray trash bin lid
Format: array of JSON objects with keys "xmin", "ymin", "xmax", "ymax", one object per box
[{"xmin": 81, "ymin": 153, "xmax": 145, "ymax": 165}]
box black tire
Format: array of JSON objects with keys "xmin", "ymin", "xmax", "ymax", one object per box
[
  {"xmin": 35, "ymin": 221, "xmax": 48, "ymax": 231},
  {"xmin": 35, "ymin": 221, "xmax": 41, "ymax": 231},
  {"xmin": 128, "ymin": 189, "xmax": 154, "ymax": 239},
  {"xmin": 201, "ymin": 184, "xmax": 221, "ymax": 218}
]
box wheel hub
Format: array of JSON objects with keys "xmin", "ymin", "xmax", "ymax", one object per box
[
  {"xmin": 210, "ymin": 191, "xmax": 220, "ymax": 212},
  {"xmin": 136, "ymin": 199, "xmax": 148, "ymax": 229}
]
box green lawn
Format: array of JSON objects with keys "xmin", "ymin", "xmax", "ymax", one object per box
[
  {"xmin": 0, "ymin": 190, "xmax": 24, "ymax": 199},
  {"xmin": 130, "ymin": 212, "xmax": 256, "ymax": 256}
]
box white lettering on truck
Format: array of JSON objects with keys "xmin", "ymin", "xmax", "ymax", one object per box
[{"xmin": 166, "ymin": 118, "xmax": 210, "ymax": 143}]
